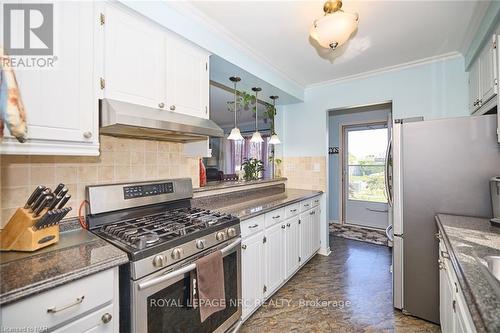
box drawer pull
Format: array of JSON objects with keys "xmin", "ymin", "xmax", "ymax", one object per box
[
  {"xmin": 286, "ymin": 223, "xmax": 291, "ymax": 227},
  {"xmin": 309, "ymin": 211, "xmax": 315, "ymax": 215},
  {"xmin": 102, "ymin": 312, "xmax": 112, "ymax": 324},
  {"xmin": 272, "ymin": 215, "xmax": 281, "ymax": 219},
  {"xmin": 304, "ymin": 204, "xmax": 310, "ymax": 207},
  {"xmin": 290, "ymin": 209, "xmax": 297, "ymax": 212},
  {"xmin": 248, "ymin": 224, "xmax": 259, "ymax": 229},
  {"xmin": 241, "ymin": 244, "xmax": 247, "ymax": 250},
  {"xmin": 47, "ymin": 296, "xmax": 85, "ymax": 313},
  {"xmin": 281, "ymin": 225, "xmax": 286, "ymax": 229},
  {"xmin": 314, "ymin": 200, "xmax": 319, "ymax": 203}
]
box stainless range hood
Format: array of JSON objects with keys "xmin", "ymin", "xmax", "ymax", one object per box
[{"xmin": 99, "ymin": 99, "xmax": 224, "ymax": 143}]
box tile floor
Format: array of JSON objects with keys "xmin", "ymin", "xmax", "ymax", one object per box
[{"xmin": 240, "ymin": 236, "xmax": 441, "ymax": 333}]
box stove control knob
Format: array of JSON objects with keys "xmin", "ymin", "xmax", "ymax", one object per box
[
  {"xmin": 216, "ymin": 232, "xmax": 226, "ymax": 241},
  {"xmin": 171, "ymin": 248, "xmax": 183, "ymax": 260},
  {"xmin": 153, "ymin": 255, "xmax": 166, "ymax": 267},
  {"xmin": 196, "ymin": 239, "xmax": 206, "ymax": 249},
  {"xmin": 227, "ymin": 227, "xmax": 237, "ymax": 238}
]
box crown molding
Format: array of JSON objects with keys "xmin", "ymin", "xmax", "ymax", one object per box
[
  {"xmin": 305, "ymin": 52, "xmax": 463, "ymax": 90},
  {"xmin": 167, "ymin": 1, "xmax": 305, "ymax": 92}
]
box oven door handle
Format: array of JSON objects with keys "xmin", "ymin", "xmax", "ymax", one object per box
[{"xmin": 138, "ymin": 238, "xmax": 242, "ymax": 291}]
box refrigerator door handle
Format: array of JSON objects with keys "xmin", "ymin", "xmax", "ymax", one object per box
[
  {"xmin": 385, "ymin": 224, "xmax": 394, "ymax": 241},
  {"xmin": 384, "ymin": 137, "xmax": 393, "ymax": 207}
]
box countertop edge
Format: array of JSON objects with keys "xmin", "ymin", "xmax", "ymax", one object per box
[
  {"xmin": 435, "ymin": 214, "xmax": 489, "ymax": 333},
  {"xmin": 193, "ymin": 178, "xmax": 287, "ymax": 193},
  {"xmin": 238, "ymin": 190, "xmax": 323, "ymax": 221},
  {"xmin": 0, "ymin": 254, "xmax": 128, "ymax": 306}
]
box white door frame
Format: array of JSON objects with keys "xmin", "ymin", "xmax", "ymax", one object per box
[
  {"xmin": 341, "ymin": 121, "xmax": 388, "ymax": 228},
  {"xmin": 325, "ymin": 100, "xmax": 393, "ymax": 228}
]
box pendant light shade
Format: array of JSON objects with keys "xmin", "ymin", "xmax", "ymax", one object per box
[
  {"xmin": 269, "ymin": 134, "xmax": 281, "ymax": 145},
  {"xmin": 269, "ymin": 95, "xmax": 281, "ymax": 145},
  {"xmin": 250, "ymin": 87, "xmax": 263, "ymax": 143},
  {"xmin": 228, "ymin": 76, "xmax": 243, "ymax": 141},
  {"xmin": 310, "ymin": 0, "xmax": 359, "ymax": 50}
]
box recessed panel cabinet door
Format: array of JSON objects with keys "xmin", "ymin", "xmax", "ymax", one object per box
[
  {"xmin": 311, "ymin": 206, "xmax": 321, "ymax": 253},
  {"xmin": 166, "ymin": 35, "xmax": 209, "ymax": 119},
  {"xmin": 103, "ymin": 4, "xmax": 165, "ymax": 109},
  {"xmin": 299, "ymin": 211, "xmax": 310, "ymax": 264},
  {"xmin": 241, "ymin": 231, "xmax": 264, "ymax": 320},
  {"xmin": 479, "ymin": 36, "xmax": 498, "ymax": 105},
  {"xmin": 285, "ymin": 216, "xmax": 300, "ymax": 278},
  {"xmin": 468, "ymin": 61, "xmax": 480, "ymax": 114},
  {"xmin": 264, "ymin": 222, "xmax": 285, "ymax": 296},
  {"xmin": 10, "ymin": 1, "xmax": 96, "ymax": 144}
]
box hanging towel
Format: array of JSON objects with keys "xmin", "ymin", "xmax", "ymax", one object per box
[
  {"xmin": 0, "ymin": 48, "xmax": 28, "ymax": 143},
  {"xmin": 195, "ymin": 250, "xmax": 226, "ymax": 322}
]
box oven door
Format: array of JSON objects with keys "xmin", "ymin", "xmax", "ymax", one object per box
[{"xmin": 131, "ymin": 238, "xmax": 242, "ymax": 333}]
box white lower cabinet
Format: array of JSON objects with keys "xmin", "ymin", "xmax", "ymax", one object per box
[
  {"xmin": 241, "ymin": 230, "xmax": 264, "ymax": 320},
  {"xmin": 264, "ymin": 222, "xmax": 286, "ymax": 296},
  {"xmin": 0, "ymin": 268, "xmax": 119, "ymax": 332},
  {"xmin": 438, "ymin": 236, "xmax": 476, "ymax": 333},
  {"xmin": 241, "ymin": 195, "xmax": 322, "ymax": 321}
]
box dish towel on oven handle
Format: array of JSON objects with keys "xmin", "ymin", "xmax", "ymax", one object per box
[
  {"xmin": 195, "ymin": 250, "xmax": 226, "ymax": 322},
  {"xmin": 0, "ymin": 47, "xmax": 28, "ymax": 143}
]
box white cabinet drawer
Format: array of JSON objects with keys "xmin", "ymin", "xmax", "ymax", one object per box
[
  {"xmin": 311, "ymin": 196, "xmax": 321, "ymax": 207},
  {"xmin": 300, "ymin": 200, "xmax": 313, "ymax": 212},
  {"xmin": 1, "ymin": 269, "xmax": 114, "ymax": 330},
  {"xmin": 285, "ymin": 203, "xmax": 300, "ymax": 219},
  {"xmin": 241, "ymin": 215, "xmax": 265, "ymax": 238},
  {"xmin": 265, "ymin": 208, "xmax": 285, "ymax": 227},
  {"xmin": 52, "ymin": 303, "xmax": 115, "ymax": 333}
]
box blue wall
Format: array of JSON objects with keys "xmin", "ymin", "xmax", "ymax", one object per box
[{"xmin": 278, "ymin": 56, "xmax": 469, "ymax": 157}]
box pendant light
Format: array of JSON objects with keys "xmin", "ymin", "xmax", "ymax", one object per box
[
  {"xmin": 250, "ymin": 87, "xmax": 264, "ymax": 143},
  {"xmin": 310, "ymin": 0, "xmax": 359, "ymax": 50},
  {"xmin": 269, "ymin": 95, "xmax": 281, "ymax": 145},
  {"xmin": 227, "ymin": 76, "xmax": 244, "ymax": 141}
]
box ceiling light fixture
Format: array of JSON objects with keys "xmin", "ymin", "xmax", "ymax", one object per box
[
  {"xmin": 310, "ymin": 0, "xmax": 359, "ymax": 50},
  {"xmin": 250, "ymin": 87, "xmax": 264, "ymax": 143},
  {"xmin": 227, "ymin": 76, "xmax": 244, "ymax": 141},
  {"xmin": 268, "ymin": 95, "xmax": 281, "ymax": 145}
]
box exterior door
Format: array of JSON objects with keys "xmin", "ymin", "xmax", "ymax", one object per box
[{"xmin": 343, "ymin": 123, "xmax": 389, "ymax": 229}]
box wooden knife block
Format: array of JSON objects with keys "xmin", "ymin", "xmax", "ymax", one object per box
[{"xmin": 0, "ymin": 208, "xmax": 59, "ymax": 252}]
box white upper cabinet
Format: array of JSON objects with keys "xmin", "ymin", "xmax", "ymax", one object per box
[
  {"xmin": 166, "ymin": 35, "xmax": 209, "ymax": 119},
  {"xmin": 103, "ymin": 4, "xmax": 165, "ymax": 109},
  {"xmin": 1, "ymin": 1, "xmax": 99, "ymax": 155},
  {"xmin": 468, "ymin": 35, "xmax": 498, "ymax": 114},
  {"xmin": 101, "ymin": 3, "xmax": 210, "ymax": 118}
]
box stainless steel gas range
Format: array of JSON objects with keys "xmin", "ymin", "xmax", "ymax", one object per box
[{"xmin": 86, "ymin": 178, "xmax": 242, "ymax": 333}]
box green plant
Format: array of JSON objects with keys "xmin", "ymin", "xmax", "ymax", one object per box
[{"xmin": 241, "ymin": 158, "xmax": 264, "ymax": 181}]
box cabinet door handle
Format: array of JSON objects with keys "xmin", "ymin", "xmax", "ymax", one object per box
[
  {"xmin": 281, "ymin": 225, "xmax": 286, "ymax": 229},
  {"xmin": 241, "ymin": 244, "xmax": 247, "ymax": 249},
  {"xmin": 83, "ymin": 131, "xmax": 92, "ymax": 139},
  {"xmin": 440, "ymin": 250, "xmax": 450, "ymax": 259},
  {"xmin": 290, "ymin": 209, "xmax": 297, "ymax": 212},
  {"xmin": 170, "ymin": 105, "xmax": 176, "ymax": 111},
  {"xmin": 158, "ymin": 102, "xmax": 165, "ymax": 109},
  {"xmin": 101, "ymin": 313, "xmax": 112, "ymax": 324},
  {"xmin": 248, "ymin": 224, "xmax": 259, "ymax": 229},
  {"xmin": 309, "ymin": 211, "xmax": 315, "ymax": 215},
  {"xmin": 304, "ymin": 204, "xmax": 310, "ymax": 207},
  {"xmin": 286, "ymin": 223, "xmax": 291, "ymax": 227},
  {"xmin": 47, "ymin": 296, "xmax": 85, "ymax": 313}
]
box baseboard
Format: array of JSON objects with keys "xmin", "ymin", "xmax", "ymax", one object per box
[
  {"xmin": 329, "ymin": 220, "xmax": 340, "ymax": 225},
  {"xmin": 318, "ymin": 246, "xmax": 331, "ymax": 256}
]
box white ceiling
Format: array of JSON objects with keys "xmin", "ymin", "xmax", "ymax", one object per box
[{"xmin": 190, "ymin": 0, "xmax": 486, "ymax": 87}]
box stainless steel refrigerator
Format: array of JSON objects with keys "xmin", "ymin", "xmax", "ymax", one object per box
[{"xmin": 388, "ymin": 114, "xmax": 500, "ymax": 324}]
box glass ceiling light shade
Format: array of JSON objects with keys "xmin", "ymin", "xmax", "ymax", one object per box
[
  {"xmin": 269, "ymin": 95, "xmax": 281, "ymax": 145},
  {"xmin": 228, "ymin": 76, "xmax": 243, "ymax": 141},
  {"xmin": 250, "ymin": 87, "xmax": 264, "ymax": 143},
  {"xmin": 310, "ymin": 0, "xmax": 359, "ymax": 50}
]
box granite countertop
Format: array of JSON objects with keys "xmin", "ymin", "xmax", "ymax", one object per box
[
  {"xmin": 436, "ymin": 214, "xmax": 500, "ymax": 333},
  {"xmin": 0, "ymin": 224, "xmax": 129, "ymax": 305},
  {"xmin": 194, "ymin": 188, "xmax": 322, "ymax": 221},
  {"xmin": 194, "ymin": 177, "xmax": 287, "ymax": 193}
]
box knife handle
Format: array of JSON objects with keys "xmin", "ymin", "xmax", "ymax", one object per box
[
  {"xmin": 24, "ymin": 185, "xmax": 46, "ymax": 209},
  {"xmin": 34, "ymin": 196, "xmax": 52, "ymax": 217},
  {"xmin": 53, "ymin": 183, "xmax": 65, "ymax": 195},
  {"xmin": 31, "ymin": 189, "xmax": 50, "ymax": 212},
  {"xmin": 57, "ymin": 194, "xmax": 71, "ymax": 209},
  {"xmin": 49, "ymin": 194, "xmax": 64, "ymax": 210}
]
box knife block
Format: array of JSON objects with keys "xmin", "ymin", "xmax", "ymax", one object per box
[{"xmin": 0, "ymin": 207, "xmax": 59, "ymax": 252}]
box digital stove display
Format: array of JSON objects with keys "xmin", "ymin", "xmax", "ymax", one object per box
[{"xmin": 123, "ymin": 182, "xmax": 174, "ymax": 199}]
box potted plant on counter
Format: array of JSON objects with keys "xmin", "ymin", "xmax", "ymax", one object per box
[{"xmin": 241, "ymin": 158, "xmax": 264, "ymax": 181}]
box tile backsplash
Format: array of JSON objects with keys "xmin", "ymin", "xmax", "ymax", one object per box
[
  {"xmin": 282, "ymin": 156, "xmax": 326, "ymax": 192},
  {"xmin": 1, "ymin": 136, "xmax": 199, "ymax": 227}
]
